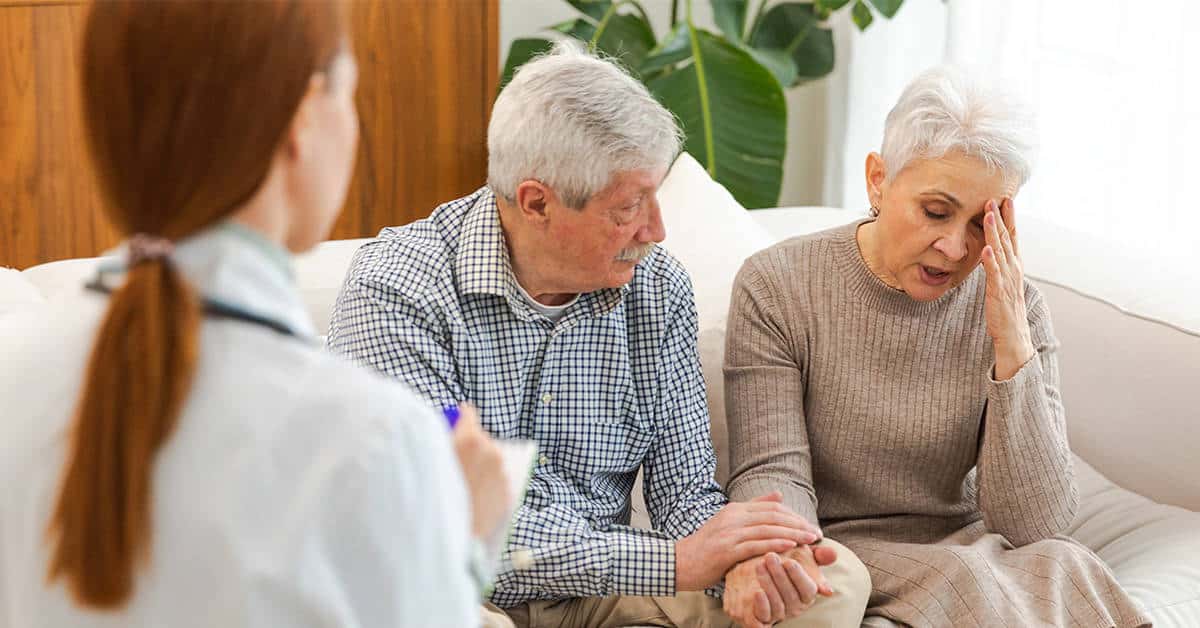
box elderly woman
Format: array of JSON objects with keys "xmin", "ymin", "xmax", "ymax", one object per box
[{"xmin": 724, "ymin": 66, "xmax": 1151, "ymax": 627}]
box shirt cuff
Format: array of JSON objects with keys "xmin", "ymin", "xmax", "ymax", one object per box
[
  {"xmin": 610, "ymin": 531, "xmax": 676, "ymax": 597},
  {"xmin": 468, "ymin": 537, "xmax": 494, "ymax": 599}
]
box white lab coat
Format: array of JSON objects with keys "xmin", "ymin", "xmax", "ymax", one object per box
[{"xmin": 0, "ymin": 224, "xmax": 479, "ymax": 627}]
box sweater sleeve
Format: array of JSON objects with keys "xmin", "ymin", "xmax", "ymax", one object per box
[
  {"xmin": 976, "ymin": 284, "xmax": 1079, "ymax": 547},
  {"xmin": 723, "ymin": 257, "xmax": 820, "ymax": 527}
]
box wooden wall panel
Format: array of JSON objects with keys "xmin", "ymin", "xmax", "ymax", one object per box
[
  {"xmin": 0, "ymin": 6, "xmax": 39, "ymax": 269},
  {"xmin": 0, "ymin": 1, "xmax": 118, "ymax": 270},
  {"xmin": 335, "ymin": 0, "xmax": 498, "ymax": 241},
  {"xmin": 0, "ymin": 0, "xmax": 498, "ymax": 269},
  {"xmin": 33, "ymin": 3, "xmax": 120, "ymax": 263}
]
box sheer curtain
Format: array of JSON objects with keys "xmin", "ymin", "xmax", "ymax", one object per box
[{"xmin": 822, "ymin": 0, "xmax": 1200, "ymax": 333}]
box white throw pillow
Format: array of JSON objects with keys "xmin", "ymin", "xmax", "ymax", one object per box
[
  {"xmin": 658, "ymin": 153, "xmax": 773, "ymax": 333},
  {"xmin": 657, "ymin": 153, "xmax": 773, "ymax": 488}
]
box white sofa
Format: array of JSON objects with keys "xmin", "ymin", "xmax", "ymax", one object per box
[{"xmin": 3, "ymin": 156, "xmax": 1197, "ymax": 626}]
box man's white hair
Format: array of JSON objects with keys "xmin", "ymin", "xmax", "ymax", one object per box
[
  {"xmin": 487, "ymin": 41, "xmax": 682, "ymax": 209},
  {"xmin": 882, "ymin": 65, "xmax": 1036, "ymax": 188}
]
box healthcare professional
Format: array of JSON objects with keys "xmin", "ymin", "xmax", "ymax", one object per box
[{"xmin": 0, "ymin": 1, "xmax": 509, "ymax": 626}]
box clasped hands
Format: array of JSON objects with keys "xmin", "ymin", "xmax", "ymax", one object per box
[{"xmin": 675, "ymin": 492, "xmax": 835, "ymax": 628}]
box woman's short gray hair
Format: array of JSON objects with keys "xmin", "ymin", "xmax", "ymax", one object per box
[
  {"xmin": 487, "ymin": 41, "xmax": 682, "ymax": 209},
  {"xmin": 882, "ymin": 65, "xmax": 1036, "ymax": 188}
]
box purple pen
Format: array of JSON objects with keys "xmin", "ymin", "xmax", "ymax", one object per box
[{"xmin": 442, "ymin": 405, "xmax": 460, "ymax": 429}]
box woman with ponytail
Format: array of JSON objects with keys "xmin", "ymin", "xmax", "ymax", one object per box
[{"xmin": 0, "ymin": 2, "xmax": 509, "ymax": 626}]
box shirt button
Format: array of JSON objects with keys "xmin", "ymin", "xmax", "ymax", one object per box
[
  {"xmin": 541, "ymin": 392, "xmax": 553, "ymax": 405},
  {"xmin": 539, "ymin": 454, "xmax": 549, "ymax": 466},
  {"xmin": 511, "ymin": 549, "xmax": 536, "ymax": 570}
]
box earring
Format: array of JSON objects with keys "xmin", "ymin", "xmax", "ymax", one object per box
[{"xmin": 869, "ymin": 204, "xmax": 880, "ymax": 217}]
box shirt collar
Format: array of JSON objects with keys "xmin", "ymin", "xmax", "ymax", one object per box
[
  {"xmin": 176, "ymin": 222, "xmax": 315, "ymax": 339},
  {"xmin": 219, "ymin": 220, "xmax": 295, "ymax": 281},
  {"xmin": 455, "ymin": 188, "xmax": 514, "ymax": 299}
]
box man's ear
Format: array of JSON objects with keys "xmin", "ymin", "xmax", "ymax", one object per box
[{"xmin": 513, "ymin": 180, "xmax": 554, "ymax": 224}]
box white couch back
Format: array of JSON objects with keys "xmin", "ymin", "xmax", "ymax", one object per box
[{"xmin": 1039, "ymin": 282, "xmax": 1200, "ymax": 511}]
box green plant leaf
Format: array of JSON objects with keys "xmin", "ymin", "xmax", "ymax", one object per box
[
  {"xmin": 498, "ymin": 38, "xmax": 556, "ymax": 93},
  {"xmin": 749, "ymin": 3, "xmax": 835, "ymax": 84},
  {"xmin": 867, "ymin": 0, "xmax": 903, "ymax": 18},
  {"xmin": 750, "ymin": 2, "xmax": 815, "ymax": 51},
  {"xmin": 647, "ymin": 28, "xmax": 786, "ymax": 208},
  {"xmin": 815, "ymin": 0, "xmax": 852, "ymax": 10},
  {"xmin": 790, "ymin": 26, "xmax": 833, "ymax": 79},
  {"xmin": 852, "ymin": 0, "xmax": 874, "ymax": 30},
  {"xmin": 640, "ymin": 22, "xmax": 692, "ymax": 75},
  {"xmin": 743, "ymin": 45, "xmax": 797, "ymax": 88},
  {"xmin": 567, "ymin": 0, "xmax": 611, "ymax": 20},
  {"xmin": 592, "ymin": 13, "xmax": 657, "ymax": 73},
  {"xmin": 552, "ymin": 17, "xmax": 597, "ymax": 42},
  {"xmin": 711, "ymin": 0, "xmax": 748, "ymax": 42}
]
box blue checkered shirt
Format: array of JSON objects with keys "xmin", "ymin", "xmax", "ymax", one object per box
[{"xmin": 326, "ymin": 187, "xmax": 727, "ymax": 607}]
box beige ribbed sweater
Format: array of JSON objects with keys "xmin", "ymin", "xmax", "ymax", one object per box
[{"xmin": 725, "ymin": 220, "xmax": 1150, "ymax": 628}]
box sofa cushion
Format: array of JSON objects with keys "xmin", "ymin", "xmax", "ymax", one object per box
[
  {"xmin": 18, "ymin": 258, "xmax": 105, "ymax": 304},
  {"xmin": 0, "ymin": 268, "xmax": 44, "ymax": 317},
  {"xmin": 1069, "ymin": 456, "xmax": 1200, "ymax": 627},
  {"xmin": 293, "ymin": 238, "xmax": 372, "ymax": 335}
]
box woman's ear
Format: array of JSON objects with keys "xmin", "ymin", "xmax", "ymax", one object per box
[
  {"xmin": 865, "ymin": 152, "xmax": 887, "ymax": 208},
  {"xmin": 282, "ymin": 74, "xmax": 328, "ymax": 163}
]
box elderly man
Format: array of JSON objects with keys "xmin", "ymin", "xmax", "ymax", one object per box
[{"xmin": 327, "ymin": 44, "xmax": 869, "ymax": 628}]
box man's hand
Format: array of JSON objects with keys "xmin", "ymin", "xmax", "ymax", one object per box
[
  {"xmin": 675, "ymin": 492, "xmax": 820, "ymax": 591},
  {"xmin": 723, "ymin": 543, "xmax": 838, "ymax": 628}
]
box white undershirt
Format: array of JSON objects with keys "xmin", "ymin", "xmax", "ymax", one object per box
[{"xmin": 515, "ymin": 281, "xmax": 579, "ymax": 324}]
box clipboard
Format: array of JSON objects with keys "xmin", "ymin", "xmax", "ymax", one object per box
[
  {"xmin": 484, "ymin": 439, "xmax": 537, "ymax": 561},
  {"xmin": 478, "ymin": 439, "xmax": 538, "ymax": 595}
]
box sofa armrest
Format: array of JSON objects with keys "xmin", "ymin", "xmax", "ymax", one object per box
[{"xmin": 1, "ymin": 268, "xmax": 45, "ymax": 317}]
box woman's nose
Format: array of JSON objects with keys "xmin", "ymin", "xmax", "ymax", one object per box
[{"xmin": 933, "ymin": 230, "xmax": 968, "ymax": 262}]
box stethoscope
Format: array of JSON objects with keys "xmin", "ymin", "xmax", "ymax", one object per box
[{"xmin": 85, "ymin": 267, "xmax": 305, "ymax": 341}]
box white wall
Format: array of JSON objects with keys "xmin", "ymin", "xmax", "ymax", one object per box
[{"xmin": 498, "ymin": 0, "xmax": 828, "ymax": 207}]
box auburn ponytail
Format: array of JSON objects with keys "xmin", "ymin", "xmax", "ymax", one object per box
[{"xmin": 46, "ymin": 261, "xmax": 201, "ymax": 607}]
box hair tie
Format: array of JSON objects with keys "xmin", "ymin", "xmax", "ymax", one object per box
[{"xmin": 127, "ymin": 233, "xmax": 174, "ymax": 265}]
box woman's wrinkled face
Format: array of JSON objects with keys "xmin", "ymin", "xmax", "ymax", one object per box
[{"xmin": 866, "ymin": 150, "xmax": 1019, "ymax": 302}]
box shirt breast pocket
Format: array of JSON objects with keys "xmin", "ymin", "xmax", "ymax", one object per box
[{"xmin": 540, "ymin": 395, "xmax": 653, "ymax": 477}]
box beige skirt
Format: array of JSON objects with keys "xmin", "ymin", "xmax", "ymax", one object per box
[{"xmin": 827, "ymin": 517, "xmax": 1153, "ymax": 628}]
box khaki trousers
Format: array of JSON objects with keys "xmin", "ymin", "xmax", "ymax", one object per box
[{"xmin": 480, "ymin": 538, "xmax": 870, "ymax": 628}]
